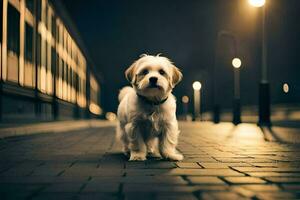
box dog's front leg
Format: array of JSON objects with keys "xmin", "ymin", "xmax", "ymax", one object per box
[
  {"xmin": 146, "ymin": 137, "xmax": 161, "ymax": 158},
  {"xmin": 159, "ymin": 122, "xmax": 183, "ymax": 161},
  {"xmin": 125, "ymin": 123, "xmax": 147, "ymax": 161}
]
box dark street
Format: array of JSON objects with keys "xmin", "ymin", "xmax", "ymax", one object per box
[{"xmin": 1, "ymin": 0, "xmax": 300, "ymax": 199}]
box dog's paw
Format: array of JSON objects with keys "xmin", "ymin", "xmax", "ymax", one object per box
[
  {"xmin": 169, "ymin": 153, "xmax": 184, "ymax": 161},
  {"xmin": 129, "ymin": 151, "xmax": 147, "ymax": 161},
  {"xmin": 162, "ymin": 152, "xmax": 184, "ymax": 161}
]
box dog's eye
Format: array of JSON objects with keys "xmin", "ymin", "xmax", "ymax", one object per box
[
  {"xmin": 159, "ymin": 69, "xmax": 165, "ymax": 75},
  {"xmin": 141, "ymin": 69, "xmax": 149, "ymax": 75}
]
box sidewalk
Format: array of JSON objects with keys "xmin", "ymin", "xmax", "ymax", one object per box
[
  {"xmin": 0, "ymin": 121, "xmax": 300, "ymax": 199},
  {"xmin": 0, "ymin": 120, "xmax": 116, "ymax": 139}
]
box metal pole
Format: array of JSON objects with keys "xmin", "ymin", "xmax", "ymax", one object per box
[
  {"xmin": 233, "ymin": 67, "xmax": 241, "ymax": 124},
  {"xmin": 194, "ymin": 89, "xmax": 200, "ymax": 120},
  {"xmin": 234, "ymin": 68, "xmax": 240, "ymax": 99},
  {"xmin": 262, "ymin": 5, "xmax": 267, "ymax": 83},
  {"xmin": 183, "ymin": 102, "xmax": 188, "ymax": 120},
  {"xmin": 213, "ymin": 30, "xmax": 238, "ymax": 123},
  {"xmin": 258, "ymin": 5, "xmax": 271, "ymax": 126},
  {"xmin": 199, "ymin": 89, "xmax": 201, "ymax": 121}
]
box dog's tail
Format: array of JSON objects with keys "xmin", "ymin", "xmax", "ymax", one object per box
[{"xmin": 118, "ymin": 86, "xmax": 134, "ymax": 102}]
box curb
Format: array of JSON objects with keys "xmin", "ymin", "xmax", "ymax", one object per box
[{"xmin": 0, "ymin": 120, "xmax": 117, "ymax": 139}]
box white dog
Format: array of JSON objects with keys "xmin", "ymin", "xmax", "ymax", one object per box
[{"xmin": 116, "ymin": 54, "xmax": 184, "ymax": 161}]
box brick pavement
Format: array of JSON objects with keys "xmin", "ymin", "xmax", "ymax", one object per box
[{"xmin": 0, "ymin": 122, "xmax": 300, "ymax": 199}]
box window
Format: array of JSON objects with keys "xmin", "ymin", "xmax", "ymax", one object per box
[
  {"xmin": 37, "ymin": 33, "xmax": 41, "ymax": 89},
  {"xmin": 0, "ymin": 0, "xmax": 2, "ymax": 41},
  {"xmin": 46, "ymin": 13, "xmax": 52, "ymax": 95},
  {"xmin": 25, "ymin": 23, "xmax": 33, "ymax": 62},
  {"xmin": 51, "ymin": 47, "xmax": 56, "ymax": 77},
  {"xmin": 24, "ymin": 23, "xmax": 34, "ymax": 87},
  {"xmin": 36, "ymin": 0, "xmax": 41, "ymax": 21},
  {"xmin": 0, "ymin": 0, "xmax": 3, "ymax": 79},
  {"xmin": 26, "ymin": 0, "xmax": 34, "ymax": 14},
  {"xmin": 63, "ymin": 60, "xmax": 67, "ymax": 100},
  {"xmin": 89, "ymin": 74, "xmax": 101, "ymax": 115},
  {"xmin": 51, "ymin": 16, "xmax": 56, "ymax": 38},
  {"xmin": 7, "ymin": 3, "xmax": 20, "ymax": 83},
  {"xmin": 56, "ymin": 57, "xmax": 63, "ymax": 98}
]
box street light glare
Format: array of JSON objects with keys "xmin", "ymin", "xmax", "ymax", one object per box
[
  {"xmin": 283, "ymin": 83, "xmax": 289, "ymax": 93},
  {"xmin": 193, "ymin": 81, "xmax": 202, "ymax": 91},
  {"xmin": 182, "ymin": 96, "xmax": 189, "ymax": 103},
  {"xmin": 248, "ymin": 0, "xmax": 265, "ymax": 7},
  {"xmin": 232, "ymin": 58, "xmax": 242, "ymax": 69}
]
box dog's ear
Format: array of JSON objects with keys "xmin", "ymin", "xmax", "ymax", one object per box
[
  {"xmin": 125, "ymin": 61, "xmax": 137, "ymax": 83},
  {"xmin": 171, "ymin": 64, "xmax": 183, "ymax": 87}
]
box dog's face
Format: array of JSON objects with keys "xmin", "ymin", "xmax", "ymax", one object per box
[{"xmin": 125, "ymin": 55, "xmax": 182, "ymax": 100}]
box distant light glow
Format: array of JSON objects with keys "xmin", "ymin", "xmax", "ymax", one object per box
[
  {"xmin": 182, "ymin": 96, "xmax": 189, "ymax": 103},
  {"xmin": 193, "ymin": 81, "xmax": 202, "ymax": 91},
  {"xmin": 89, "ymin": 103, "xmax": 102, "ymax": 115},
  {"xmin": 232, "ymin": 58, "xmax": 242, "ymax": 69},
  {"xmin": 283, "ymin": 83, "xmax": 289, "ymax": 93},
  {"xmin": 248, "ymin": 0, "xmax": 265, "ymax": 7},
  {"xmin": 106, "ymin": 112, "xmax": 117, "ymax": 121}
]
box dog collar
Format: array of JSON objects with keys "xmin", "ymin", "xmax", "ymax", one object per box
[{"xmin": 137, "ymin": 94, "xmax": 168, "ymax": 106}]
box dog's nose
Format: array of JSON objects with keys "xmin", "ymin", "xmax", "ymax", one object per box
[{"xmin": 149, "ymin": 77, "xmax": 158, "ymax": 84}]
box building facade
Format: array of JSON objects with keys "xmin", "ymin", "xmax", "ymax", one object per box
[{"xmin": 0, "ymin": 0, "xmax": 102, "ymax": 122}]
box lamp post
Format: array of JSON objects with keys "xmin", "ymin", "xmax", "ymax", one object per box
[
  {"xmin": 213, "ymin": 30, "xmax": 238, "ymax": 124},
  {"xmin": 181, "ymin": 95, "xmax": 189, "ymax": 121},
  {"xmin": 232, "ymin": 58, "xmax": 242, "ymax": 125},
  {"xmin": 193, "ymin": 81, "xmax": 202, "ymax": 121},
  {"xmin": 248, "ymin": 0, "xmax": 271, "ymax": 126}
]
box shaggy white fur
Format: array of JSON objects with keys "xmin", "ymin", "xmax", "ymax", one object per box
[{"xmin": 116, "ymin": 54, "xmax": 183, "ymax": 161}]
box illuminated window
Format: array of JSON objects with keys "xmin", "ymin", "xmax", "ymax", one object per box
[
  {"xmin": 67, "ymin": 64, "xmax": 70, "ymax": 101},
  {"xmin": 24, "ymin": 23, "xmax": 34, "ymax": 87},
  {"xmin": 0, "ymin": 0, "xmax": 3, "ymax": 79},
  {"xmin": 63, "ymin": 60, "xmax": 67, "ymax": 100},
  {"xmin": 7, "ymin": 3, "xmax": 20, "ymax": 83},
  {"xmin": 57, "ymin": 57, "xmax": 63, "ymax": 98},
  {"xmin": 71, "ymin": 69, "xmax": 75, "ymax": 102},
  {"xmin": 40, "ymin": 37, "xmax": 46, "ymax": 92},
  {"xmin": 51, "ymin": 47, "xmax": 56, "ymax": 80},
  {"xmin": 46, "ymin": 10, "xmax": 52, "ymax": 95},
  {"xmin": 37, "ymin": 33, "xmax": 42, "ymax": 89},
  {"xmin": 89, "ymin": 74, "xmax": 101, "ymax": 115}
]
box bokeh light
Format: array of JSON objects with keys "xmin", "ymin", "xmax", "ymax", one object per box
[
  {"xmin": 192, "ymin": 81, "xmax": 202, "ymax": 91},
  {"xmin": 105, "ymin": 112, "xmax": 117, "ymax": 121},
  {"xmin": 232, "ymin": 58, "xmax": 242, "ymax": 69},
  {"xmin": 182, "ymin": 96, "xmax": 189, "ymax": 103},
  {"xmin": 283, "ymin": 83, "xmax": 289, "ymax": 93},
  {"xmin": 248, "ymin": 0, "xmax": 265, "ymax": 7}
]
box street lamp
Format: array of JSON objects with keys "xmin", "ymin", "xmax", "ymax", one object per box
[
  {"xmin": 181, "ymin": 95, "xmax": 189, "ymax": 120},
  {"xmin": 283, "ymin": 83, "xmax": 289, "ymax": 94},
  {"xmin": 193, "ymin": 81, "xmax": 202, "ymax": 121},
  {"xmin": 248, "ymin": 0, "xmax": 270, "ymax": 126},
  {"xmin": 248, "ymin": 0, "xmax": 265, "ymax": 7},
  {"xmin": 232, "ymin": 58, "xmax": 242, "ymax": 125},
  {"xmin": 212, "ymin": 30, "xmax": 238, "ymax": 124}
]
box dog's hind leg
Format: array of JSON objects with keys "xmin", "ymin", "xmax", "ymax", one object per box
[{"xmin": 116, "ymin": 122, "xmax": 129, "ymax": 157}]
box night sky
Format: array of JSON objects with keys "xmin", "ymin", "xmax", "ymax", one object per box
[{"xmin": 62, "ymin": 0, "xmax": 300, "ymax": 113}]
